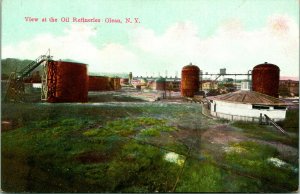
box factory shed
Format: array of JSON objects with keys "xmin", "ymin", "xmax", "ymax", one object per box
[{"xmin": 207, "ymin": 91, "xmax": 288, "ymax": 122}]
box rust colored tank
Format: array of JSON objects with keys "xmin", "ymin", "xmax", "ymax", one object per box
[
  {"xmin": 181, "ymin": 63, "xmax": 200, "ymax": 97},
  {"xmin": 88, "ymin": 76, "xmax": 109, "ymax": 91},
  {"xmin": 108, "ymin": 77, "xmax": 121, "ymax": 90},
  {"xmin": 24, "ymin": 71, "xmax": 41, "ymax": 83},
  {"xmin": 47, "ymin": 61, "xmax": 88, "ymax": 102},
  {"xmin": 252, "ymin": 62, "xmax": 280, "ymax": 98},
  {"xmin": 108, "ymin": 77, "xmax": 113, "ymax": 90},
  {"xmin": 113, "ymin": 77, "xmax": 121, "ymax": 90},
  {"xmin": 155, "ymin": 77, "xmax": 166, "ymax": 91}
]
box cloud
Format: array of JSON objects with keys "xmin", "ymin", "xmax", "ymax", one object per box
[
  {"xmin": 131, "ymin": 21, "xmax": 202, "ymax": 60},
  {"xmin": 3, "ymin": 24, "xmax": 98, "ymax": 60},
  {"xmin": 2, "ymin": 15, "xmax": 299, "ymax": 77},
  {"xmin": 131, "ymin": 15, "xmax": 299, "ymax": 77},
  {"xmin": 2, "ymin": 24, "xmax": 138, "ymax": 74},
  {"xmin": 92, "ymin": 43, "xmax": 138, "ymax": 73}
]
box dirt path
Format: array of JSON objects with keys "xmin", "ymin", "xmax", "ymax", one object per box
[
  {"xmin": 201, "ymin": 124, "xmax": 248, "ymax": 145},
  {"xmin": 201, "ymin": 124, "xmax": 298, "ymax": 163}
]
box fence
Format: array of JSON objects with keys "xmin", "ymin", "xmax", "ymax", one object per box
[
  {"xmin": 201, "ymin": 102, "xmax": 263, "ymax": 123},
  {"xmin": 210, "ymin": 111, "xmax": 262, "ymax": 122}
]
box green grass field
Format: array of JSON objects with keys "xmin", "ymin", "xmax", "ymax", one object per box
[{"xmin": 1, "ymin": 102, "xmax": 298, "ymax": 192}]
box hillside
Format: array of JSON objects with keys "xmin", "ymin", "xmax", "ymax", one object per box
[{"xmin": 1, "ymin": 58, "xmax": 42, "ymax": 79}]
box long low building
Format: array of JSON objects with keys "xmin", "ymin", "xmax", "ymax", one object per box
[{"xmin": 207, "ymin": 90, "xmax": 288, "ymax": 122}]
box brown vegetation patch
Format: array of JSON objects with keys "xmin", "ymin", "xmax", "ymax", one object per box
[
  {"xmin": 1, "ymin": 120, "xmax": 14, "ymax": 131},
  {"xmin": 75, "ymin": 151, "xmax": 114, "ymax": 164},
  {"xmin": 201, "ymin": 124, "xmax": 298, "ymax": 163},
  {"xmin": 171, "ymin": 128, "xmax": 199, "ymax": 140},
  {"xmin": 201, "ymin": 124, "xmax": 248, "ymax": 145}
]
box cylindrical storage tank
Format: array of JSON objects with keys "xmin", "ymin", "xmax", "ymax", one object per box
[
  {"xmin": 155, "ymin": 77, "xmax": 166, "ymax": 91},
  {"xmin": 107, "ymin": 77, "xmax": 121, "ymax": 90},
  {"xmin": 114, "ymin": 77, "xmax": 121, "ymax": 90},
  {"xmin": 88, "ymin": 76, "xmax": 109, "ymax": 91},
  {"xmin": 108, "ymin": 77, "xmax": 113, "ymax": 90},
  {"xmin": 31, "ymin": 71, "xmax": 41, "ymax": 83},
  {"xmin": 24, "ymin": 71, "xmax": 41, "ymax": 83},
  {"xmin": 181, "ymin": 63, "xmax": 200, "ymax": 97},
  {"xmin": 252, "ymin": 62, "xmax": 280, "ymax": 98},
  {"xmin": 47, "ymin": 61, "xmax": 88, "ymax": 102}
]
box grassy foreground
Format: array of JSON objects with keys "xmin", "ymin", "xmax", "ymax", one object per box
[{"xmin": 1, "ymin": 103, "xmax": 298, "ymax": 192}]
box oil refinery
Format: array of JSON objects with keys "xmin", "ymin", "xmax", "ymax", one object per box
[{"xmin": 1, "ymin": 51, "xmax": 299, "ymax": 193}]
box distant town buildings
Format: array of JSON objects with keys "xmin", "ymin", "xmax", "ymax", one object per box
[
  {"xmin": 129, "ymin": 75, "xmax": 299, "ymax": 98},
  {"xmin": 279, "ymin": 80, "xmax": 299, "ymax": 97},
  {"xmin": 201, "ymin": 80, "xmax": 218, "ymax": 90}
]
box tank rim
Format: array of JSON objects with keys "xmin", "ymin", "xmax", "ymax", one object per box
[
  {"xmin": 55, "ymin": 60, "xmax": 88, "ymax": 66},
  {"xmin": 182, "ymin": 64, "xmax": 200, "ymax": 70},
  {"xmin": 155, "ymin": 77, "xmax": 166, "ymax": 82},
  {"xmin": 253, "ymin": 62, "xmax": 279, "ymax": 69}
]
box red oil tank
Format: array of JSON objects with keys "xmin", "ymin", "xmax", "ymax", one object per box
[
  {"xmin": 252, "ymin": 62, "xmax": 280, "ymax": 98},
  {"xmin": 114, "ymin": 77, "xmax": 121, "ymax": 90},
  {"xmin": 88, "ymin": 76, "xmax": 109, "ymax": 91},
  {"xmin": 181, "ymin": 63, "xmax": 200, "ymax": 97},
  {"xmin": 155, "ymin": 77, "xmax": 166, "ymax": 91},
  {"xmin": 107, "ymin": 77, "xmax": 113, "ymax": 91},
  {"xmin": 47, "ymin": 60, "xmax": 88, "ymax": 102},
  {"xmin": 108, "ymin": 77, "xmax": 121, "ymax": 90},
  {"xmin": 24, "ymin": 71, "xmax": 41, "ymax": 83}
]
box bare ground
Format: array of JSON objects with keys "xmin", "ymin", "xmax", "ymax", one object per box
[{"xmin": 201, "ymin": 124, "xmax": 298, "ymax": 163}]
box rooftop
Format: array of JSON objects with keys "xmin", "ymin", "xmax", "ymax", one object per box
[{"xmin": 207, "ymin": 90, "xmax": 288, "ymax": 106}]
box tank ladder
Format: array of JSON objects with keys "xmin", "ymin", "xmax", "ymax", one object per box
[
  {"xmin": 4, "ymin": 54, "xmax": 53, "ymax": 102},
  {"xmin": 42, "ymin": 60, "xmax": 57, "ymax": 102}
]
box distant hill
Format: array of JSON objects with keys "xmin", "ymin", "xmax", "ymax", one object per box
[
  {"xmin": 1, "ymin": 58, "xmax": 43, "ymax": 79},
  {"xmin": 89, "ymin": 72, "xmax": 129, "ymax": 78},
  {"xmin": 1, "ymin": 58, "xmax": 129, "ymax": 80}
]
